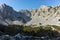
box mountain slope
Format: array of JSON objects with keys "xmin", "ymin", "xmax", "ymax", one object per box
[
  {"xmin": 0, "ymin": 4, "xmax": 60, "ymax": 26},
  {"xmin": 0, "ymin": 4, "xmax": 31, "ymax": 25},
  {"xmin": 25, "ymin": 5, "xmax": 60, "ymax": 26}
]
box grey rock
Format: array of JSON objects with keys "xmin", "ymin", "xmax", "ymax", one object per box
[{"xmin": 0, "ymin": 3, "xmax": 60, "ymax": 26}]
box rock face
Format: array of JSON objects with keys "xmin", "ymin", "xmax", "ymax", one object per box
[
  {"xmin": 0, "ymin": 3, "xmax": 31, "ymax": 25},
  {"xmin": 0, "ymin": 3, "xmax": 60, "ymax": 26},
  {"xmin": 25, "ymin": 5, "xmax": 60, "ymax": 26}
]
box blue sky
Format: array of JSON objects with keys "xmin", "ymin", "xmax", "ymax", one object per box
[{"xmin": 0, "ymin": 0, "xmax": 60, "ymax": 11}]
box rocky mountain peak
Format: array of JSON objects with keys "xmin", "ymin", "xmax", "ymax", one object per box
[
  {"xmin": 25, "ymin": 5, "xmax": 60, "ymax": 26},
  {"xmin": 1, "ymin": 3, "xmax": 7, "ymax": 7},
  {"xmin": 40, "ymin": 5, "xmax": 48, "ymax": 8},
  {"xmin": 0, "ymin": 3, "xmax": 13, "ymax": 11},
  {"xmin": 0, "ymin": 3, "xmax": 32, "ymax": 25},
  {"xmin": 0, "ymin": 3, "xmax": 60, "ymax": 26}
]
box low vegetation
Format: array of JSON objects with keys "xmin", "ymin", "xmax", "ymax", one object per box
[{"xmin": 0, "ymin": 24, "xmax": 60, "ymax": 37}]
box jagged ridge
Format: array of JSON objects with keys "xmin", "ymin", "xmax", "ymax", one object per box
[{"xmin": 0, "ymin": 3, "xmax": 60, "ymax": 26}]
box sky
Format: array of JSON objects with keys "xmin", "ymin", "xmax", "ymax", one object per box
[{"xmin": 0, "ymin": 0, "xmax": 60, "ymax": 11}]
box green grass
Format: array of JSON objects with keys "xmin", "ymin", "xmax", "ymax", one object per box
[{"xmin": 52, "ymin": 26, "xmax": 60, "ymax": 31}]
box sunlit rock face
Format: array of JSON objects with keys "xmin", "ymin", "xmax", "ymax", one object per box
[{"xmin": 25, "ymin": 5, "xmax": 60, "ymax": 26}]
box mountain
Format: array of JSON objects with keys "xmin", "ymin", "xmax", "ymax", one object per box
[
  {"xmin": 0, "ymin": 3, "xmax": 31, "ymax": 25},
  {"xmin": 0, "ymin": 3, "xmax": 60, "ymax": 26},
  {"xmin": 25, "ymin": 5, "xmax": 60, "ymax": 26}
]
